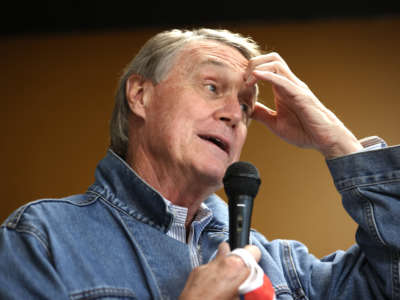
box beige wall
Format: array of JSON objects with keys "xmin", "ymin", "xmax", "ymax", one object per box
[{"xmin": 1, "ymin": 17, "xmax": 399, "ymax": 258}]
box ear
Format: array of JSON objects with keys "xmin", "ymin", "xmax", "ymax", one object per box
[{"xmin": 125, "ymin": 74, "xmax": 152, "ymax": 119}]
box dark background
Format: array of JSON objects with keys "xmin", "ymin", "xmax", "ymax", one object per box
[{"xmin": 2, "ymin": 0, "xmax": 400, "ymax": 36}]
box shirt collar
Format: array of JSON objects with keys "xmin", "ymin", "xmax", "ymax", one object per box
[{"xmin": 163, "ymin": 197, "xmax": 212, "ymax": 226}]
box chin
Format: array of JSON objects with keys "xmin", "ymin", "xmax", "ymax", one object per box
[{"xmin": 194, "ymin": 161, "xmax": 227, "ymax": 188}]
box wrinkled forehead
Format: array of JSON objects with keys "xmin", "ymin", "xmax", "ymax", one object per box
[
  {"xmin": 175, "ymin": 40, "xmax": 249, "ymax": 75},
  {"xmin": 163, "ymin": 40, "xmax": 258, "ymax": 101}
]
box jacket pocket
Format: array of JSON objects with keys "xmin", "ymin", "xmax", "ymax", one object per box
[{"xmin": 70, "ymin": 286, "xmax": 137, "ymax": 300}]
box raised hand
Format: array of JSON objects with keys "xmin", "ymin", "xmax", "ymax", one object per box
[{"xmin": 247, "ymin": 52, "xmax": 362, "ymax": 159}]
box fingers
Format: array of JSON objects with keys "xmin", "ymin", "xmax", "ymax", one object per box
[
  {"xmin": 216, "ymin": 242, "xmax": 231, "ymax": 258},
  {"xmin": 216, "ymin": 243, "xmax": 248, "ymax": 272},
  {"xmin": 249, "ymin": 52, "xmax": 289, "ymax": 68},
  {"xmin": 245, "ymin": 52, "xmax": 289, "ymax": 82},
  {"xmin": 250, "ymin": 101, "xmax": 278, "ymax": 131},
  {"xmin": 245, "ymin": 52, "xmax": 307, "ymax": 89},
  {"xmin": 179, "ymin": 243, "xmax": 262, "ymax": 300},
  {"xmin": 217, "ymin": 242, "xmax": 262, "ymax": 265},
  {"xmin": 252, "ymin": 102, "xmax": 276, "ymax": 120},
  {"xmin": 243, "ymin": 244, "xmax": 262, "ymax": 263}
]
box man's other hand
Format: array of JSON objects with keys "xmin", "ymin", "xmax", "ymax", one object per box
[{"xmin": 179, "ymin": 242, "xmax": 261, "ymax": 300}]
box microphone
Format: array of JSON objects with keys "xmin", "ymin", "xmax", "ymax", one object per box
[{"xmin": 223, "ymin": 161, "xmax": 261, "ymax": 250}]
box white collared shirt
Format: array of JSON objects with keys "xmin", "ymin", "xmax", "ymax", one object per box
[{"xmin": 163, "ymin": 199, "xmax": 213, "ymax": 268}]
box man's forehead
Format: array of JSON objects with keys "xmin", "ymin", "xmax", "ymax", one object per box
[{"xmin": 179, "ymin": 40, "xmax": 249, "ymax": 73}]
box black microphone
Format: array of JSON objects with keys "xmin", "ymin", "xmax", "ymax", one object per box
[{"xmin": 223, "ymin": 161, "xmax": 261, "ymax": 250}]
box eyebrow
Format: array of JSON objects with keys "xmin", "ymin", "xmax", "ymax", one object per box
[{"xmin": 198, "ymin": 58, "xmax": 258, "ymax": 99}]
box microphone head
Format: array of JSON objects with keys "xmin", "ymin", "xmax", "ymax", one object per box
[{"xmin": 223, "ymin": 161, "xmax": 261, "ymax": 198}]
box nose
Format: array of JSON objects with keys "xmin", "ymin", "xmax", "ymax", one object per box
[{"xmin": 214, "ymin": 95, "xmax": 243, "ymax": 128}]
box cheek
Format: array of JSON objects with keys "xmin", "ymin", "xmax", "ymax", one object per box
[{"xmin": 235, "ymin": 127, "xmax": 248, "ymax": 154}]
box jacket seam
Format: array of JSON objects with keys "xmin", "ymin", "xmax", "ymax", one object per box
[
  {"xmin": 88, "ymin": 190, "xmax": 167, "ymax": 232},
  {"xmin": 282, "ymin": 240, "xmax": 308, "ymax": 300},
  {"xmin": 6, "ymin": 203, "xmax": 30, "ymax": 228},
  {"xmin": 69, "ymin": 286, "xmax": 136, "ymax": 300},
  {"xmin": 392, "ymin": 251, "xmax": 400, "ymax": 300},
  {"xmin": 87, "ymin": 190, "xmax": 137, "ymax": 219},
  {"xmin": 336, "ymin": 178, "xmax": 400, "ymax": 192},
  {"xmin": 354, "ymin": 187, "xmax": 398, "ymax": 299},
  {"xmin": 203, "ymin": 227, "xmax": 229, "ymax": 233},
  {"xmin": 274, "ymin": 284, "xmax": 292, "ymax": 297},
  {"xmin": 355, "ymin": 187, "xmax": 387, "ymax": 246},
  {"xmin": 5, "ymin": 196, "xmax": 99, "ymax": 229},
  {"xmin": 12, "ymin": 224, "xmax": 51, "ymax": 258},
  {"xmin": 112, "ymin": 210, "xmax": 163, "ymax": 299}
]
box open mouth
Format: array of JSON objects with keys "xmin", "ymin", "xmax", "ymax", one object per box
[{"xmin": 199, "ymin": 135, "xmax": 229, "ymax": 154}]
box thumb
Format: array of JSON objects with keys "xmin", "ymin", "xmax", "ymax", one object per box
[
  {"xmin": 252, "ymin": 102, "xmax": 277, "ymax": 130},
  {"xmin": 216, "ymin": 242, "xmax": 231, "ymax": 258},
  {"xmin": 243, "ymin": 245, "xmax": 261, "ymax": 263}
]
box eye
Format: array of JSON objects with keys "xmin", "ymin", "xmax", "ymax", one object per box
[
  {"xmin": 206, "ymin": 83, "xmax": 217, "ymax": 93},
  {"xmin": 240, "ymin": 103, "xmax": 249, "ymax": 114}
]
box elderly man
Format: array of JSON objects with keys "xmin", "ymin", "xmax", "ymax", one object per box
[{"xmin": 1, "ymin": 29, "xmax": 399, "ymax": 299}]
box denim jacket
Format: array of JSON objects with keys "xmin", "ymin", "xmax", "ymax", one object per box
[{"xmin": 1, "ymin": 147, "xmax": 400, "ymax": 299}]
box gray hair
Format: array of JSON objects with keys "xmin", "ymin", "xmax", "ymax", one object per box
[{"xmin": 110, "ymin": 28, "xmax": 262, "ymax": 158}]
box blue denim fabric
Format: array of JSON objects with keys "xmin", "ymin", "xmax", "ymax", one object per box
[{"xmin": 1, "ymin": 147, "xmax": 399, "ymax": 299}]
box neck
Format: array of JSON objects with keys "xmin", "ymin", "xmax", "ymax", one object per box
[{"xmin": 126, "ymin": 145, "xmax": 219, "ymax": 228}]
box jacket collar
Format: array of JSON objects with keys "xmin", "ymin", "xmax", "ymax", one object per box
[{"xmin": 88, "ymin": 150, "xmax": 229, "ymax": 232}]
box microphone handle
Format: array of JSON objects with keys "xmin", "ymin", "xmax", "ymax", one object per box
[{"xmin": 229, "ymin": 194, "xmax": 254, "ymax": 250}]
